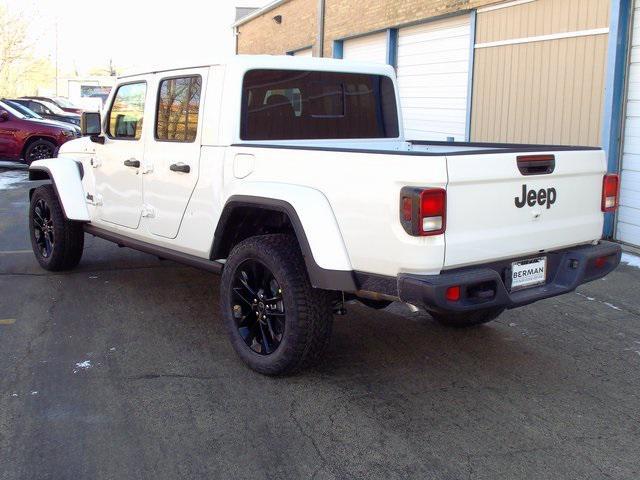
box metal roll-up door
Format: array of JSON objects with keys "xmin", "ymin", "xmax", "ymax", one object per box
[
  {"xmin": 618, "ymin": 2, "xmax": 640, "ymax": 246},
  {"xmin": 397, "ymin": 14, "xmax": 471, "ymax": 141},
  {"xmin": 342, "ymin": 31, "xmax": 388, "ymax": 64}
]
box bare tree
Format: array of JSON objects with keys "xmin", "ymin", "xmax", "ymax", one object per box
[
  {"xmin": 0, "ymin": 5, "xmax": 57, "ymax": 98},
  {"xmin": 0, "ymin": 4, "xmax": 31, "ymax": 94}
]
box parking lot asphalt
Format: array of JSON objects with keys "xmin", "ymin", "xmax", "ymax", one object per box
[{"xmin": 1, "ymin": 167, "xmax": 640, "ymax": 480}]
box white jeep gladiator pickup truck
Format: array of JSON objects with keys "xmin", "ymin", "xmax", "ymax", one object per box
[{"xmin": 27, "ymin": 55, "xmax": 622, "ymax": 375}]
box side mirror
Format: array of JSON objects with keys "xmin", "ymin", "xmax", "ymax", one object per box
[
  {"xmin": 0, "ymin": 110, "xmax": 9, "ymax": 122},
  {"xmin": 81, "ymin": 111, "xmax": 101, "ymax": 136}
]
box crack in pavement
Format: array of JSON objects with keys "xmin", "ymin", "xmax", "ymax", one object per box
[
  {"xmin": 288, "ymin": 398, "xmax": 334, "ymax": 480},
  {"xmin": 574, "ymin": 292, "xmax": 638, "ymax": 317},
  {"xmin": 124, "ymin": 373, "xmax": 224, "ymax": 381},
  {"xmin": 11, "ymin": 277, "xmax": 60, "ymax": 385},
  {"xmin": 0, "ymin": 264, "xmax": 195, "ymax": 277}
]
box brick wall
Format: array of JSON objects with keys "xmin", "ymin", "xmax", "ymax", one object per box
[
  {"xmin": 323, "ymin": 0, "xmax": 498, "ymax": 55},
  {"xmin": 236, "ymin": 0, "xmax": 317, "ymax": 55},
  {"xmin": 236, "ymin": 0, "xmax": 502, "ymax": 56}
]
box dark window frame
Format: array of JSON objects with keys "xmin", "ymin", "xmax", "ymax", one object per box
[
  {"xmin": 154, "ymin": 74, "xmax": 202, "ymax": 144},
  {"xmin": 106, "ymin": 80, "xmax": 148, "ymax": 141}
]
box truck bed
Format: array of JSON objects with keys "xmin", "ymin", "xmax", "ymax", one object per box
[{"xmin": 228, "ymin": 139, "xmax": 606, "ymax": 274}]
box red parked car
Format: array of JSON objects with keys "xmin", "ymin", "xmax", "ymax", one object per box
[{"xmin": 0, "ymin": 100, "xmax": 80, "ymax": 164}]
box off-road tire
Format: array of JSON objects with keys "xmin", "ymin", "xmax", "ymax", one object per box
[
  {"xmin": 29, "ymin": 185, "xmax": 84, "ymax": 271},
  {"xmin": 430, "ymin": 307, "xmax": 505, "ymax": 328},
  {"xmin": 220, "ymin": 234, "xmax": 333, "ymax": 376}
]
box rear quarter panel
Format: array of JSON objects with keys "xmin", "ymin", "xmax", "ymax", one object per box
[{"xmin": 224, "ymin": 146, "xmax": 448, "ymax": 276}]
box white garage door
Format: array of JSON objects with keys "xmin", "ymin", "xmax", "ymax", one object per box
[
  {"xmin": 342, "ymin": 31, "xmax": 388, "ymax": 64},
  {"xmin": 618, "ymin": 4, "xmax": 640, "ymax": 247},
  {"xmin": 397, "ymin": 15, "xmax": 471, "ymax": 141}
]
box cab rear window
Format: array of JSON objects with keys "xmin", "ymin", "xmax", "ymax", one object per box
[{"xmin": 241, "ymin": 69, "xmax": 399, "ymax": 140}]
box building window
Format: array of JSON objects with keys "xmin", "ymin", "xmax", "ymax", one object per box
[
  {"xmin": 241, "ymin": 69, "xmax": 399, "ymax": 140},
  {"xmin": 108, "ymin": 82, "xmax": 147, "ymax": 140},
  {"xmin": 156, "ymin": 76, "xmax": 202, "ymax": 142}
]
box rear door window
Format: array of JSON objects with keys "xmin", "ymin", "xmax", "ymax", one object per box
[
  {"xmin": 241, "ymin": 69, "xmax": 399, "ymax": 140},
  {"xmin": 155, "ymin": 75, "xmax": 202, "ymax": 142}
]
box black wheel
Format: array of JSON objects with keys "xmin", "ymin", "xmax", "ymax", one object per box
[
  {"xmin": 220, "ymin": 234, "xmax": 333, "ymax": 376},
  {"xmin": 24, "ymin": 139, "xmax": 57, "ymax": 165},
  {"xmin": 430, "ymin": 307, "xmax": 504, "ymax": 328},
  {"xmin": 29, "ymin": 185, "xmax": 84, "ymax": 271}
]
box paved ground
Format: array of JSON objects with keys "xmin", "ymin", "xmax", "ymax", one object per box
[{"xmin": 1, "ymin": 167, "xmax": 640, "ymax": 480}]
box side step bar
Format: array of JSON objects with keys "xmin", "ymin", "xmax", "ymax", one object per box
[{"xmin": 83, "ymin": 224, "xmax": 224, "ymax": 274}]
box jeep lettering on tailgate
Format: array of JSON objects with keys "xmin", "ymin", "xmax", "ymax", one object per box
[{"xmin": 515, "ymin": 184, "xmax": 557, "ymax": 209}]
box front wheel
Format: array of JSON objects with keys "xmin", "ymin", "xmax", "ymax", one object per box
[
  {"xmin": 29, "ymin": 185, "xmax": 84, "ymax": 271},
  {"xmin": 220, "ymin": 234, "xmax": 333, "ymax": 376},
  {"xmin": 24, "ymin": 139, "xmax": 57, "ymax": 165}
]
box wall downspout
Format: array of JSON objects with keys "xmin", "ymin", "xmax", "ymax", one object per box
[
  {"xmin": 234, "ymin": 26, "xmax": 239, "ymax": 55},
  {"xmin": 601, "ymin": 0, "xmax": 632, "ymax": 238},
  {"xmin": 317, "ymin": 0, "xmax": 325, "ymax": 57}
]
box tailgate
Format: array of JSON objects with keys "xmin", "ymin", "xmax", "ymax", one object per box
[{"xmin": 444, "ymin": 149, "xmax": 605, "ymax": 268}]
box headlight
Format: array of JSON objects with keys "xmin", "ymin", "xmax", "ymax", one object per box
[{"xmin": 62, "ymin": 130, "xmax": 74, "ymax": 137}]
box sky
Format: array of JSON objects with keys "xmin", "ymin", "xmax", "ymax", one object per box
[{"xmin": 3, "ymin": 0, "xmax": 271, "ymax": 76}]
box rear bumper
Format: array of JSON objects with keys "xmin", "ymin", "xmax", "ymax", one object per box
[{"xmin": 397, "ymin": 241, "xmax": 621, "ymax": 314}]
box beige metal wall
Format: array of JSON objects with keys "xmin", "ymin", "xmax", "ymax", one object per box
[{"xmin": 471, "ymin": 0, "xmax": 610, "ymax": 146}]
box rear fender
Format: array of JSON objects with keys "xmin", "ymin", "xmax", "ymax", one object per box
[
  {"xmin": 218, "ymin": 183, "xmax": 356, "ymax": 291},
  {"xmin": 28, "ymin": 158, "xmax": 90, "ymax": 221}
]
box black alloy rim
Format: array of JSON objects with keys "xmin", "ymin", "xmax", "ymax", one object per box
[
  {"xmin": 28, "ymin": 144, "xmax": 53, "ymax": 162},
  {"xmin": 231, "ymin": 259, "xmax": 286, "ymax": 355},
  {"xmin": 32, "ymin": 198, "xmax": 54, "ymax": 258}
]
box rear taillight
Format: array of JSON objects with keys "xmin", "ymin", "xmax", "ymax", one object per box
[
  {"xmin": 593, "ymin": 256, "xmax": 607, "ymax": 269},
  {"xmin": 601, "ymin": 174, "xmax": 619, "ymax": 212},
  {"xmin": 402, "ymin": 197, "xmax": 412, "ymax": 221},
  {"xmin": 445, "ymin": 286, "xmax": 461, "ymax": 302},
  {"xmin": 400, "ymin": 187, "xmax": 446, "ymax": 236}
]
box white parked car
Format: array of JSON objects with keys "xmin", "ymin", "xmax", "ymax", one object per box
[{"xmin": 27, "ymin": 55, "xmax": 621, "ymax": 375}]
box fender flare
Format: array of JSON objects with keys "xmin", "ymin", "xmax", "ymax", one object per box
[
  {"xmin": 214, "ymin": 184, "xmax": 357, "ymax": 292},
  {"xmin": 28, "ymin": 158, "xmax": 90, "ymax": 221}
]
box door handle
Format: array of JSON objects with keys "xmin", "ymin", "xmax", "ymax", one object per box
[
  {"xmin": 170, "ymin": 163, "xmax": 190, "ymax": 173},
  {"xmin": 123, "ymin": 158, "xmax": 140, "ymax": 168}
]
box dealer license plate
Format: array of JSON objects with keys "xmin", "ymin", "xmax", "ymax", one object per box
[{"xmin": 510, "ymin": 257, "xmax": 547, "ymax": 291}]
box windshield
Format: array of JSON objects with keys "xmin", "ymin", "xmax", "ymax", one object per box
[
  {"xmin": 39, "ymin": 99, "xmax": 65, "ymax": 114},
  {"xmin": 6, "ymin": 100, "xmax": 42, "ymax": 119},
  {"xmin": 0, "ymin": 101, "xmax": 26, "ymax": 119},
  {"xmin": 54, "ymin": 97, "xmax": 76, "ymax": 108}
]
